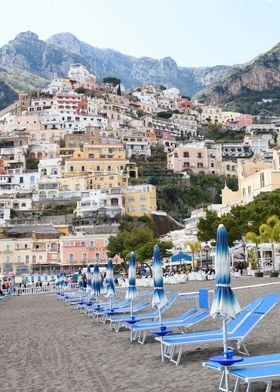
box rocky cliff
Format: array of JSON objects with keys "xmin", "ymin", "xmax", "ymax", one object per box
[
  {"xmin": 0, "ymin": 31, "xmax": 230, "ymax": 110},
  {"xmin": 195, "ymin": 43, "xmax": 280, "ymax": 114}
]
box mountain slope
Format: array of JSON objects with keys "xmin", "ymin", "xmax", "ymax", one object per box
[
  {"xmin": 0, "ymin": 31, "xmax": 231, "ymax": 110},
  {"xmin": 195, "ymin": 43, "xmax": 280, "ymax": 115}
]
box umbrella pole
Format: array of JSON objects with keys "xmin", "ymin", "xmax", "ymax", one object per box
[
  {"xmin": 159, "ymin": 308, "xmax": 164, "ymax": 361},
  {"xmin": 223, "ymin": 319, "xmax": 230, "ymax": 392},
  {"xmin": 130, "ymin": 299, "xmax": 134, "ymax": 342}
]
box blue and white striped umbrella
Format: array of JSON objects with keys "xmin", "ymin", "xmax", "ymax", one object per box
[
  {"xmin": 105, "ymin": 259, "xmax": 116, "ymax": 298},
  {"xmin": 126, "ymin": 252, "xmax": 138, "ymax": 301},
  {"xmin": 210, "ymin": 224, "xmax": 241, "ymax": 391},
  {"xmin": 152, "ymin": 245, "xmax": 167, "ymax": 313},
  {"xmin": 86, "ymin": 265, "xmax": 92, "ymax": 293},
  {"xmin": 92, "ymin": 263, "xmax": 103, "ymax": 297},
  {"xmin": 78, "ymin": 268, "xmax": 83, "ymax": 289}
]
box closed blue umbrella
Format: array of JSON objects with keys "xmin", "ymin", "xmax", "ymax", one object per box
[
  {"xmin": 78, "ymin": 268, "xmax": 83, "ymax": 289},
  {"xmin": 86, "ymin": 265, "xmax": 92, "ymax": 293},
  {"xmin": 152, "ymin": 245, "xmax": 167, "ymax": 322},
  {"xmin": 126, "ymin": 252, "xmax": 138, "ymax": 311},
  {"xmin": 125, "ymin": 252, "xmax": 138, "ymax": 341},
  {"xmin": 105, "ymin": 259, "xmax": 116, "ymax": 312},
  {"xmin": 92, "ymin": 263, "xmax": 103, "ymax": 298},
  {"xmin": 210, "ymin": 224, "xmax": 241, "ymax": 392},
  {"xmin": 105, "ymin": 259, "xmax": 115, "ymax": 298}
]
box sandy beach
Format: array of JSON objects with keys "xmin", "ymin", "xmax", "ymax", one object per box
[{"xmin": 0, "ymin": 276, "xmax": 280, "ymax": 392}]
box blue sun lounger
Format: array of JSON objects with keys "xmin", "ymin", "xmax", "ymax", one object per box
[
  {"xmin": 109, "ymin": 291, "xmax": 178, "ymax": 332},
  {"xmin": 156, "ymin": 293, "xmax": 280, "ymax": 366},
  {"xmin": 203, "ymin": 353, "xmax": 280, "ymax": 392},
  {"xmin": 128, "ymin": 289, "xmax": 209, "ymax": 344}
]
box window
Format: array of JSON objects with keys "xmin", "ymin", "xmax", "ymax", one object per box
[
  {"xmin": 96, "ymin": 166, "xmax": 100, "ymax": 171},
  {"xmin": 17, "ymin": 256, "xmax": 21, "ymax": 263},
  {"xmin": 5, "ymin": 256, "xmax": 10, "ymax": 263},
  {"xmin": 6, "ymin": 245, "xmax": 10, "ymax": 252},
  {"xmin": 140, "ymin": 195, "xmax": 147, "ymax": 201},
  {"xmin": 81, "ymin": 166, "xmax": 85, "ymax": 172},
  {"xmin": 95, "ymin": 252, "xmax": 100, "ymax": 260},
  {"xmin": 32, "ymin": 255, "xmax": 36, "ymax": 263},
  {"xmin": 19, "ymin": 177, "xmax": 24, "ymax": 184},
  {"xmin": 82, "ymin": 253, "xmax": 87, "ymax": 262},
  {"xmin": 81, "ymin": 241, "xmax": 85, "ymax": 247},
  {"xmin": 197, "ymin": 163, "xmax": 203, "ymax": 168},
  {"xmin": 183, "ymin": 162, "xmax": 190, "ymax": 168},
  {"xmin": 211, "ymin": 163, "xmax": 214, "ymax": 168},
  {"xmin": 248, "ymin": 186, "xmax": 252, "ymax": 195},
  {"xmin": 70, "ymin": 166, "xmax": 74, "ymax": 172},
  {"xmin": 26, "ymin": 255, "xmax": 29, "ymax": 263},
  {"xmin": 128, "ymin": 196, "xmax": 135, "ymax": 202},
  {"xmin": 260, "ymin": 172, "xmax": 265, "ymax": 187},
  {"xmin": 89, "ymin": 240, "xmax": 94, "ymax": 248},
  {"xmin": 69, "ymin": 253, "xmax": 74, "ymax": 262},
  {"xmin": 198, "ymin": 152, "xmax": 202, "ymax": 158}
]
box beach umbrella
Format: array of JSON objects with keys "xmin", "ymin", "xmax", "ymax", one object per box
[
  {"xmin": 92, "ymin": 263, "xmax": 103, "ymax": 307},
  {"xmin": 152, "ymin": 245, "xmax": 168, "ymax": 360},
  {"xmin": 152, "ymin": 245, "xmax": 168, "ymax": 322},
  {"xmin": 86, "ymin": 265, "xmax": 92, "ymax": 294},
  {"xmin": 105, "ymin": 258, "xmax": 116, "ymax": 299},
  {"xmin": 126, "ymin": 252, "xmax": 138, "ymax": 314},
  {"xmin": 78, "ymin": 268, "xmax": 83, "ymax": 289},
  {"xmin": 125, "ymin": 252, "xmax": 138, "ymax": 341},
  {"xmin": 210, "ymin": 224, "xmax": 241, "ymax": 392}
]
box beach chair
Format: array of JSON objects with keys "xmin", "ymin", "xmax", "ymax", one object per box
[
  {"xmin": 94, "ymin": 300, "xmax": 151, "ymax": 323},
  {"xmin": 109, "ymin": 291, "xmax": 178, "ymax": 332},
  {"xmin": 203, "ymin": 353, "xmax": 280, "ymax": 392},
  {"xmin": 129, "ymin": 289, "xmax": 209, "ymax": 344},
  {"xmin": 156, "ymin": 293, "xmax": 280, "ymax": 366}
]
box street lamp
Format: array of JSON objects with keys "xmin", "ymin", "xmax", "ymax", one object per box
[{"xmin": 204, "ymin": 245, "xmax": 210, "ymax": 270}]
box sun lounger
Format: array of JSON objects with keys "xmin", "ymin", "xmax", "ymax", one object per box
[
  {"xmin": 156, "ymin": 293, "xmax": 280, "ymax": 366},
  {"xmin": 128, "ymin": 289, "xmax": 209, "ymax": 344},
  {"xmin": 203, "ymin": 353, "xmax": 280, "ymax": 392},
  {"xmin": 94, "ymin": 301, "xmax": 150, "ymax": 323},
  {"xmin": 109, "ymin": 291, "xmax": 178, "ymax": 332}
]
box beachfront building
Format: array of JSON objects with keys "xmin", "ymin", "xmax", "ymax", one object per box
[
  {"xmin": 0, "ymin": 225, "xmax": 60, "ymax": 275},
  {"xmin": 123, "ymin": 185, "xmax": 157, "ymax": 217},
  {"xmin": 60, "ymin": 232, "xmax": 109, "ymax": 266}
]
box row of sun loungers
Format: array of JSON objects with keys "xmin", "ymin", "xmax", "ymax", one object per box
[{"xmin": 57, "ymin": 289, "xmax": 280, "ymax": 390}]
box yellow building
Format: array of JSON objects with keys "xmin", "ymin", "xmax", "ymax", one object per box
[
  {"xmin": 37, "ymin": 176, "xmax": 87, "ymax": 198},
  {"xmin": 124, "ymin": 185, "xmax": 157, "ymax": 217},
  {"xmin": 222, "ymin": 169, "xmax": 280, "ymax": 207},
  {"xmin": 63, "ymin": 144, "xmax": 137, "ymax": 180}
]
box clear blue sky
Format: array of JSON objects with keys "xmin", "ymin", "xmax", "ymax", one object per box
[{"xmin": 1, "ymin": 0, "xmax": 280, "ymax": 67}]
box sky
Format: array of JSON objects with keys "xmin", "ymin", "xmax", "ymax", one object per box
[{"xmin": 1, "ymin": 0, "xmax": 280, "ymax": 67}]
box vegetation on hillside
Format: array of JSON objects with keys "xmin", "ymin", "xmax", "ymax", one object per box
[
  {"xmin": 131, "ymin": 146, "xmax": 237, "ymax": 222},
  {"xmin": 197, "ymin": 189, "xmax": 280, "ymax": 245}
]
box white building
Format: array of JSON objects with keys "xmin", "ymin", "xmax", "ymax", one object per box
[
  {"xmin": 125, "ymin": 141, "xmax": 151, "ymax": 159},
  {"xmin": 76, "ymin": 188, "xmax": 124, "ymax": 218}
]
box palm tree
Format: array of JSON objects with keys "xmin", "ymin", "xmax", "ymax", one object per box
[
  {"xmin": 245, "ymin": 231, "xmax": 261, "ymax": 272},
  {"xmin": 259, "ymin": 215, "xmax": 280, "ymax": 272},
  {"xmin": 184, "ymin": 240, "xmax": 201, "ymax": 270}
]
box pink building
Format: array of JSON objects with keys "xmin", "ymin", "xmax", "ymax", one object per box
[
  {"xmin": 60, "ymin": 234, "xmax": 109, "ymax": 266},
  {"xmin": 238, "ymin": 114, "xmax": 253, "ymax": 129}
]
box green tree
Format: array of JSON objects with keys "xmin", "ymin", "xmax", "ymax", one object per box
[
  {"xmin": 184, "ymin": 240, "xmax": 201, "ymax": 269},
  {"xmin": 245, "ymin": 231, "xmax": 261, "ymax": 271},
  {"xmin": 259, "ymin": 215, "xmax": 280, "ymax": 271}
]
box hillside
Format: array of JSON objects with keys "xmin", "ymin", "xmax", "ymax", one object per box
[
  {"xmin": 0, "ymin": 31, "xmax": 230, "ymax": 108},
  {"xmin": 195, "ymin": 43, "xmax": 280, "ymax": 115}
]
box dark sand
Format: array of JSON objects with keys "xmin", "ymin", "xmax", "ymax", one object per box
[{"xmin": 0, "ymin": 276, "xmax": 280, "ymax": 392}]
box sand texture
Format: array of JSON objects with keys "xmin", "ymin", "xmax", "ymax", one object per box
[{"xmin": 0, "ymin": 276, "xmax": 280, "ymax": 392}]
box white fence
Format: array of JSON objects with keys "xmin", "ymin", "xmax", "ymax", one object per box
[{"xmin": 3, "ymin": 284, "xmax": 78, "ymax": 296}]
